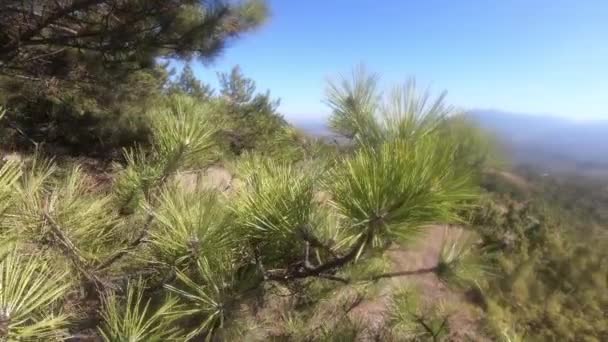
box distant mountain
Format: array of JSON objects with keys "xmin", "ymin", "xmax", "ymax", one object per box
[
  {"xmin": 289, "ymin": 111, "xmax": 608, "ymax": 176},
  {"xmin": 288, "ymin": 116, "xmax": 334, "ymax": 136},
  {"xmin": 469, "ymin": 110, "xmax": 608, "ymax": 175}
]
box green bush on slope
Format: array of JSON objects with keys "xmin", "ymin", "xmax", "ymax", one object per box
[{"xmin": 471, "ymin": 182, "xmax": 608, "ymax": 341}]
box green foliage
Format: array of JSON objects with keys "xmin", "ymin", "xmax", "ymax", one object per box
[
  {"xmin": 99, "ymin": 278, "xmax": 183, "ymax": 341},
  {"xmin": 327, "ymin": 66, "xmax": 452, "ymax": 147},
  {"xmin": 2, "ymin": 158, "xmax": 121, "ymax": 267},
  {"xmin": 472, "ymin": 187, "xmax": 608, "ymax": 341},
  {"xmin": 1, "ymin": 0, "xmax": 268, "ymax": 155},
  {"xmin": 516, "ymin": 166, "xmax": 608, "ymax": 224},
  {"xmin": 168, "ymin": 64, "xmax": 214, "ymax": 101},
  {"xmin": 380, "ymin": 81, "xmax": 452, "ymax": 143},
  {"xmin": 327, "ymin": 137, "xmax": 475, "ymax": 249},
  {"xmin": 437, "ymin": 228, "xmax": 491, "ymax": 287},
  {"xmin": 0, "ymin": 158, "xmax": 21, "ymax": 218},
  {"xmin": 0, "ymin": 68, "xmax": 166, "ymax": 155},
  {"xmin": 113, "ymin": 95, "xmax": 220, "ymax": 213},
  {"xmin": 149, "ymin": 189, "xmax": 234, "ymax": 270},
  {"xmin": 388, "ymin": 287, "xmax": 450, "ymax": 341},
  {"xmin": 45, "ymin": 167, "xmax": 121, "ymax": 260},
  {"xmin": 318, "ymin": 319, "xmax": 363, "ymax": 341},
  {"xmin": 1, "ymin": 0, "xmax": 268, "ymax": 91},
  {"xmin": 164, "ymin": 259, "xmax": 241, "ymax": 341},
  {"xmin": 113, "ymin": 147, "xmax": 164, "ymax": 214},
  {"xmin": 442, "ymin": 114, "xmax": 506, "ymax": 174},
  {"xmin": 216, "ymin": 66, "xmax": 301, "ymax": 158},
  {"xmin": 234, "ymin": 158, "xmax": 315, "ymax": 267},
  {"xmin": 219, "ymin": 66, "xmax": 259, "ymax": 104},
  {"xmin": 0, "ymin": 66, "xmax": 490, "ymax": 340},
  {"xmin": 148, "ymin": 95, "xmax": 221, "ymax": 170},
  {"xmin": 326, "ymin": 65, "xmax": 382, "ymax": 143},
  {"xmin": 0, "ymin": 250, "xmax": 71, "ymax": 341}
]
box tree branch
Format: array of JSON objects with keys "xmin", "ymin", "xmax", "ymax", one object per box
[
  {"xmin": 12, "ymin": 0, "xmax": 105, "ymax": 45},
  {"xmin": 316, "ymin": 274, "xmax": 349, "ymax": 284},
  {"xmin": 94, "ymin": 213, "xmax": 153, "ymax": 271},
  {"xmin": 42, "ymin": 211, "xmax": 105, "ymax": 289},
  {"xmin": 265, "ymin": 218, "xmax": 382, "ymax": 282},
  {"xmin": 297, "ymin": 224, "xmax": 338, "ymax": 259},
  {"xmin": 96, "ymin": 145, "xmax": 186, "ymax": 271},
  {"xmin": 366, "ymin": 266, "xmax": 438, "ymax": 282}
]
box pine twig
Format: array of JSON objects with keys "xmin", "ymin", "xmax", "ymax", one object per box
[
  {"xmin": 95, "ymin": 214, "xmax": 154, "ymax": 271},
  {"xmin": 42, "ymin": 211, "xmax": 105, "ymax": 289},
  {"xmin": 97, "ymin": 145, "xmax": 186, "ymax": 271},
  {"xmin": 366, "ymin": 266, "xmax": 438, "ymax": 282}
]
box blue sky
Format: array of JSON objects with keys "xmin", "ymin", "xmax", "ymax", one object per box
[{"xmin": 189, "ymin": 0, "xmax": 608, "ymax": 122}]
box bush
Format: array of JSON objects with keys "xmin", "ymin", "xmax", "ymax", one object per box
[{"xmin": 471, "ymin": 187, "xmax": 608, "ymax": 341}]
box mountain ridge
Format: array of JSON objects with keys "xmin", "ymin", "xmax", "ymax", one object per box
[{"xmin": 289, "ymin": 110, "xmax": 608, "ymax": 176}]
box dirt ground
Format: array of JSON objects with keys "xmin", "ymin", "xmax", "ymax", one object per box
[{"xmin": 348, "ymin": 225, "xmax": 487, "ymax": 341}]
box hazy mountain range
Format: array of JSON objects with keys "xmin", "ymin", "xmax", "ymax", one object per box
[
  {"xmin": 290, "ymin": 110, "xmax": 608, "ymax": 176},
  {"xmin": 470, "ymin": 110, "xmax": 608, "ymax": 175}
]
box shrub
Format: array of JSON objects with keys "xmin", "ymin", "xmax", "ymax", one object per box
[{"xmin": 471, "ymin": 188, "xmax": 608, "ymax": 341}]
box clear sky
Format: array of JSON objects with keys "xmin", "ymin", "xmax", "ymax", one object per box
[{"xmin": 191, "ymin": 0, "xmax": 608, "ymax": 121}]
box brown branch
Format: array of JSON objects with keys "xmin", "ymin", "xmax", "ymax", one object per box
[
  {"xmin": 297, "ymin": 231, "xmax": 371, "ymax": 277},
  {"xmin": 434, "ymin": 317, "xmax": 449, "ymax": 340},
  {"xmin": 266, "ymin": 218, "xmax": 382, "ymax": 282},
  {"xmin": 94, "ymin": 213, "xmax": 154, "ymax": 271},
  {"xmin": 48, "ymin": 23, "xmax": 79, "ymax": 35},
  {"xmin": 316, "ymin": 274, "xmax": 349, "ymax": 284},
  {"xmin": 415, "ymin": 316, "xmax": 437, "ymax": 340},
  {"xmin": 304, "ymin": 241, "xmax": 314, "ymax": 268},
  {"xmin": 42, "ymin": 211, "xmax": 104, "ymax": 288},
  {"xmin": 264, "ymin": 241, "xmax": 363, "ymax": 282},
  {"xmin": 413, "ymin": 314, "xmax": 449, "ymax": 342},
  {"xmin": 297, "ymin": 224, "xmax": 338, "ymax": 259},
  {"xmin": 366, "ymin": 266, "xmax": 438, "ymax": 282},
  {"xmin": 4, "ymin": 118, "xmax": 39, "ymax": 147},
  {"xmin": 13, "ymin": 0, "xmax": 105, "ymax": 44},
  {"xmin": 280, "ymin": 266, "xmax": 439, "ymax": 285}
]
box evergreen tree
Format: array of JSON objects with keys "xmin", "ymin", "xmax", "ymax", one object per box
[
  {"xmin": 219, "ymin": 65, "xmax": 257, "ymax": 105},
  {"xmin": 0, "ymin": 1, "xmax": 268, "ymax": 154},
  {"xmin": 168, "ymin": 64, "xmax": 214, "ymax": 100},
  {"xmin": 216, "ymin": 65, "xmax": 288, "ymax": 155},
  {"xmin": 0, "ymin": 1, "xmax": 268, "ymax": 86}
]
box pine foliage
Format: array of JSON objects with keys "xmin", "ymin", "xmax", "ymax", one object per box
[
  {"xmin": 0, "ymin": 251, "xmax": 71, "ymax": 341},
  {"xmin": 0, "ymin": 68, "xmax": 491, "ymax": 340},
  {"xmin": 99, "ymin": 278, "xmax": 183, "ymax": 341}
]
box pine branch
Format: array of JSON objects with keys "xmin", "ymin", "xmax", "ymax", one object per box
[
  {"xmin": 316, "ymin": 274, "xmax": 349, "ymax": 284},
  {"xmin": 297, "ymin": 224, "xmax": 338, "ymax": 259},
  {"xmin": 95, "ymin": 214, "xmax": 154, "ymax": 271},
  {"xmin": 96, "ymin": 145, "xmax": 186, "ymax": 271},
  {"xmin": 1, "ymin": 0, "xmax": 106, "ymax": 54},
  {"xmin": 266, "ymin": 220, "xmax": 439, "ymax": 284},
  {"xmin": 42, "ymin": 211, "xmax": 104, "ymax": 289},
  {"xmin": 366, "ymin": 266, "xmax": 438, "ymax": 282},
  {"xmin": 4, "ymin": 117, "xmax": 40, "ymax": 147},
  {"xmin": 265, "ymin": 229, "xmax": 371, "ymax": 281}
]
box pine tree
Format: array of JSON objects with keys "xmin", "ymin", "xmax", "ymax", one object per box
[
  {"xmin": 0, "ymin": 1, "xmax": 268, "ymax": 86},
  {"xmin": 169, "ymin": 64, "xmax": 214, "ymax": 101},
  {"xmin": 216, "ymin": 65, "xmax": 288, "ymax": 155},
  {"xmin": 219, "ymin": 66, "xmax": 257, "ymax": 105},
  {"xmin": 0, "ymin": 1, "xmax": 268, "ymax": 154}
]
